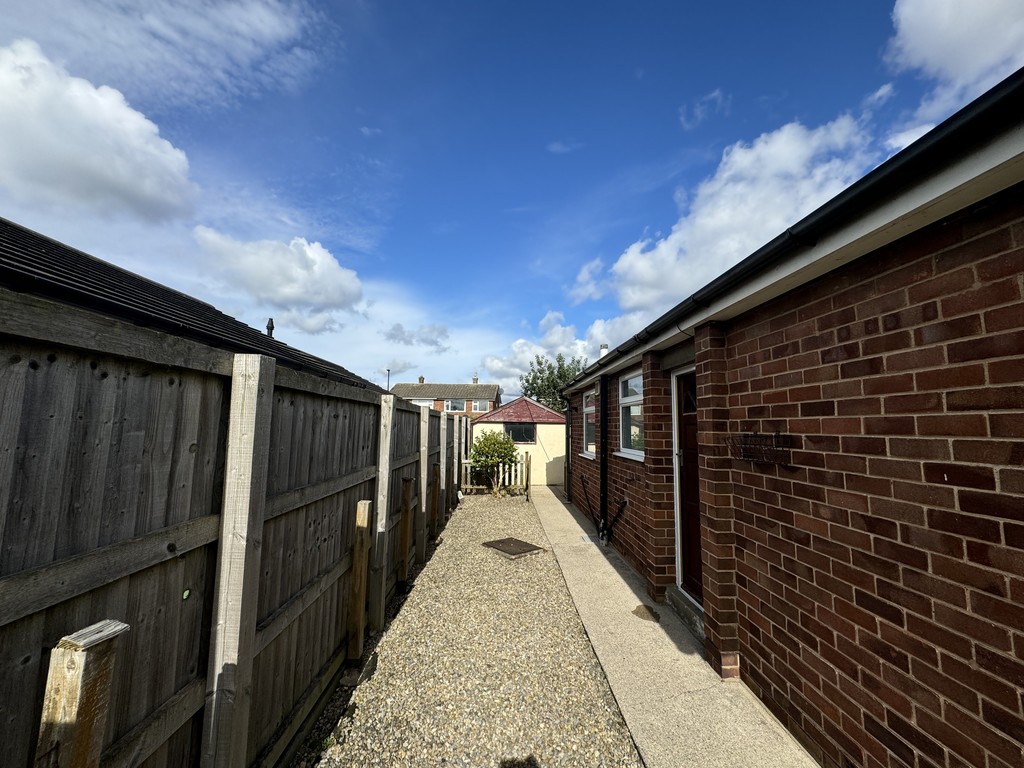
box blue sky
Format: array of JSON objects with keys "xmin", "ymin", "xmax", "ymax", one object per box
[{"xmin": 1, "ymin": 1, "xmax": 1022, "ymax": 396}]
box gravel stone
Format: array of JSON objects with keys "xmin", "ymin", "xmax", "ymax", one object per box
[{"xmin": 314, "ymin": 493, "xmax": 643, "ymax": 767}]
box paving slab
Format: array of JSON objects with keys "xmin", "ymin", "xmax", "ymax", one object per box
[{"xmin": 531, "ymin": 484, "xmax": 818, "ymax": 768}]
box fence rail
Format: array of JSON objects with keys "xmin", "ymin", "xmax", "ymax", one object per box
[{"xmin": 0, "ymin": 286, "xmax": 463, "ymax": 768}]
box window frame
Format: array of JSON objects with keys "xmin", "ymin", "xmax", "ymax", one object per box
[
  {"xmin": 581, "ymin": 389, "xmax": 597, "ymax": 458},
  {"xmin": 505, "ymin": 422, "xmax": 536, "ymax": 444},
  {"xmin": 471, "ymin": 399, "xmax": 490, "ymax": 412},
  {"xmin": 444, "ymin": 399, "xmax": 466, "ymax": 412},
  {"xmin": 617, "ymin": 370, "xmax": 644, "ymax": 458}
]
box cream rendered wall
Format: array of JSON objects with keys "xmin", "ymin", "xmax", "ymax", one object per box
[{"xmin": 472, "ymin": 422, "xmax": 565, "ymax": 485}]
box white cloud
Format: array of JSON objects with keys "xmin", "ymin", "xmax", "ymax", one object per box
[
  {"xmin": 609, "ymin": 115, "xmax": 871, "ymax": 312},
  {"xmin": 360, "ymin": 126, "xmax": 383, "ymax": 137},
  {"xmin": 884, "ymin": 123, "xmax": 934, "ymax": 154},
  {"xmin": 194, "ymin": 225, "xmax": 362, "ymax": 333},
  {"xmin": 0, "ymin": 40, "xmax": 196, "ymax": 221},
  {"xmin": 863, "ymin": 83, "xmax": 895, "ymax": 109},
  {"xmin": 679, "ymin": 88, "xmax": 730, "ymax": 130},
  {"xmin": 547, "ymin": 140, "xmax": 583, "ymax": 154},
  {"xmin": 379, "ymin": 360, "xmax": 415, "ymax": 377},
  {"xmin": 568, "ymin": 257, "xmax": 605, "ymax": 304},
  {"xmin": 887, "ymin": 0, "xmax": 1024, "ymax": 120},
  {"xmin": 382, "ymin": 323, "xmax": 451, "ymax": 352},
  {"xmin": 481, "ymin": 311, "xmax": 602, "ymax": 397},
  {"xmin": 0, "ymin": 0, "xmax": 323, "ymax": 108}
]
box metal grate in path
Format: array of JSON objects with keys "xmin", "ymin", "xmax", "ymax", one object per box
[{"xmin": 482, "ymin": 537, "xmax": 543, "ymax": 559}]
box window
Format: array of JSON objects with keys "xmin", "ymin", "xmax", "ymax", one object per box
[
  {"xmin": 411, "ymin": 399, "xmax": 433, "ymax": 408},
  {"xmin": 582, "ymin": 389, "xmax": 597, "ymax": 456},
  {"xmin": 444, "ymin": 399, "xmax": 466, "ymax": 412},
  {"xmin": 505, "ymin": 423, "xmax": 536, "ymax": 443},
  {"xmin": 472, "ymin": 399, "xmax": 490, "ymax": 412},
  {"xmin": 619, "ymin": 372, "xmax": 643, "ymax": 456}
]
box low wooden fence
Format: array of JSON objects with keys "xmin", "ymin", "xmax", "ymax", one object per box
[
  {"xmin": 0, "ymin": 285, "xmax": 463, "ymax": 768},
  {"xmin": 460, "ymin": 454, "xmax": 531, "ymax": 496}
]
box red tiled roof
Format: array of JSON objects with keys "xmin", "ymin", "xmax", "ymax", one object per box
[{"xmin": 473, "ymin": 396, "xmax": 565, "ymax": 424}]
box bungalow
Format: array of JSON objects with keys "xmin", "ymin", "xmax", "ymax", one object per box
[{"xmin": 564, "ymin": 68, "xmax": 1024, "ymax": 768}]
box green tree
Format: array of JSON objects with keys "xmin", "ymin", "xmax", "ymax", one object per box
[
  {"xmin": 469, "ymin": 430, "xmax": 519, "ymax": 491},
  {"xmin": 518, "ymin": 353, "xmax": 587, "ymax": 412}
]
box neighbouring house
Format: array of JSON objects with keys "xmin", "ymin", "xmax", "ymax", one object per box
[
  {"xmin": 472, "ymin": 396, "xmax": 567, "ymax": 485},
  {"xmin": 391, "ymin": 375, "xmax": 501, "ymax": 418},
  {"xmin": 564, "ymin": 69, "xmax": 1024, "ymax": 768}
]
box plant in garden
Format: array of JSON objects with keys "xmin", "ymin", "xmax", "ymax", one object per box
[{"xmin": 469, "ymin": 430, "xmax": 518, "ymax": 491}]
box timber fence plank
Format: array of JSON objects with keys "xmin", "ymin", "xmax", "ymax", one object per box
[
  {"xmin": 399, "ymin": 477, "xmax": 413, "ymax": 584},
  {"xmin": 0, "ymin": 287, "xmax": 235, "ymax": 376},
  {"xmin": 102, "ymin": 678, "xmax": 205, "ymax": 768},
  {"xmin": 254, "ymin": 551, "xmax": 353, "ymax": 655},
  {"xmin": 0, "ymin": 515, "xmax": 220, "ymax": 628},
  {"xmin": 272, "ymin": 366, "xmax": 379, "ymax": 405}
]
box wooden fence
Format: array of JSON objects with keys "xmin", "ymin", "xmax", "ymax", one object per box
[
  {"xmin": 0, "ymin": 285, "xmax": 463, "ymax": 768},
  {"xmin": 460, "ymin": 454, "xmax": 531, "ymax": 496}
]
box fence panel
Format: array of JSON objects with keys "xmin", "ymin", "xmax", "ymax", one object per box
[
  {"xmin": 0, "ymin": 327, "xmax": 231, "ymax": 768},
  {"xmin": 1, "ymin": 287, "xmax": 460, "ymax": 767},
  {"xmin": 247, "ymin": 382, "xmax": 378, "ymax": 765}
]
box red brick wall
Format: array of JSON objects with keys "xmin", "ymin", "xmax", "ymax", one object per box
[
  {"xmin": 567, "ymin": 355, "xmax": 677, "ymax": 598},
  {"xmin": 703, "ymin": 184, "xmax": 1024, "ymax": 768}
]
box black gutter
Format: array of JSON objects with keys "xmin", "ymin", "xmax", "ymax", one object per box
[{"xmin": 563, "ymin": 65, "xmax": 1024, "ymax": 391}]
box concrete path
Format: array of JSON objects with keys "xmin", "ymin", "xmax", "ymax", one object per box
[{"xmin": 531, "ymin": 484, "xmax": 818, "ymax": 768}]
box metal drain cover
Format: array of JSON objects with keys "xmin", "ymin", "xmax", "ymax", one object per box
[{"xmin": 483, "ymin": 537, "xmax": 542, "ymax": 559}]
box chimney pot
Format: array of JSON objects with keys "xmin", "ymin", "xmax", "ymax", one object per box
[
  {"xmin": 472, "ymin": 373, "xmax": 479, "ymax": 384},
  {"xmin": 599, "ymin": 343, "xmax": 609, "ymax": 358},
  {"xmin": 418, "ymin": 375, "xmax": 425, "ymax": 384}
]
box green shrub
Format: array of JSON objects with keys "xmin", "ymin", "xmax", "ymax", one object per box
[{"xmin": 469, "ymin": 431, "xmax": 518, "ymax": 491}]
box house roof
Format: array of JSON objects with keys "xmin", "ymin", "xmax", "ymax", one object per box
[
  {"xmin": 566, "ymin": 65, "xmax": 1024, "ymax": 392},
  {"xmin": 391, "ymin": 382, "xmax": 500, "ymax": 401},
  {"xmin": 0, "ymin": 216, "xmax": 382, "ymax": 391},
  {"xmin": 473, "ymin": 396, "xmax": 565, "ymax": 424}
]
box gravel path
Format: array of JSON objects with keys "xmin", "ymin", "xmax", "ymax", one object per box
[{"xmin": 315, "ymin": 493, "xmax": 643, "ymax": 767}]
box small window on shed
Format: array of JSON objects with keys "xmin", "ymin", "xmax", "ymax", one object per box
[{"xmin": 506, "ymin": 423, "xmax": 536, "ymax": 443}]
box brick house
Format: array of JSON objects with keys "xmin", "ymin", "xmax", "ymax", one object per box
[
  {"xmin": 563, "ymin": 69, "xmax": 1024, "ymax": 768},
  {"xmin": 391, "ymin": 375, "xmax": 501, "ymax": 418}
]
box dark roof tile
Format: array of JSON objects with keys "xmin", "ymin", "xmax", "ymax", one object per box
[{"xmin": 0, "ymin": 216, "xmax": 381, "ymax": 391}]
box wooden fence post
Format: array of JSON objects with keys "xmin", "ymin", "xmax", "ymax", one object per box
[
  {"xmin": 34, "ymin": 619, "xmax": 130, "ymax": 768},
  {"xmin": 416, "ymin": 407, "xmax": 429, "ymax": 564},
  {"xmin": 399, "ymin": 478, "xmax": 414, "ymax": 584},
  {"xmin": 348, "ymin": 500, "xmax": 372, "ymax": 660},
  {"xmin": 438, "ymin": 415, "xmax": 448, "ymax": 522},
  {"xmin": 369, "ymin": 394, "xmax": 394, "ymax": 631},
  {"xmin": 201, "ymin": 354, "xmax": 274, "ymax": 768}
]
